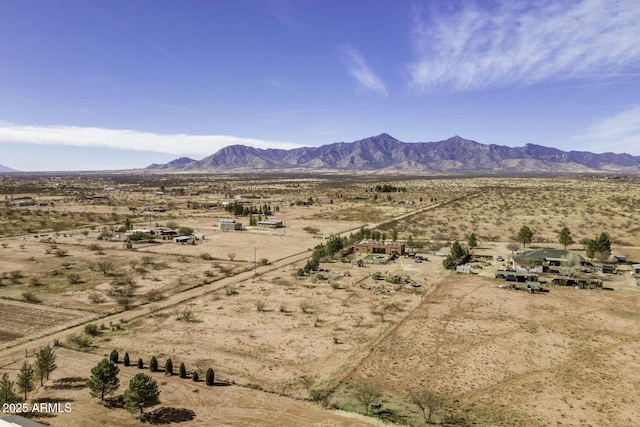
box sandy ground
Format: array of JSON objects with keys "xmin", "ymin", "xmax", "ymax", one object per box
[
  {"xmin": 17, "ymin": 348, "xmax": 379, "ymax": 426},
  {"xmin": 337, "ymin": 274, "xmax": 640, "ymax": 426},
  {"xmin": 2, "ymin": 175, "xmax": 640, "ymax": 426}
]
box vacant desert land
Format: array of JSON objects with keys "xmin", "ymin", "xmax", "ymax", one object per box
[{"xmin": 1, "ymin": 173, "xmax": 639, "ymax": 426}]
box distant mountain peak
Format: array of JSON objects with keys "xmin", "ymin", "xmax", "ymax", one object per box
[
  {"xmin": 168, "ymin": 156, "xmax": 196, "ymax": 165},
  {"xmin": 145, "ymin": 156, "xmax": 196, "ymax": 170},
  {"xmin": 145, "ymin": 135, "xmax": 640, "ymax": 173}
]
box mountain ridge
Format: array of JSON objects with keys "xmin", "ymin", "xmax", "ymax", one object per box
[
  {"xmin": 145, "ymin": 134, "xmax": 640, "ymax": 173},
  {"xmin": 0, "ymin": 164, "xmax": 18, "ymax": 172}
]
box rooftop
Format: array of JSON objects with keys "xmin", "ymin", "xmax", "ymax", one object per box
[
  {"xmin": 513, "ymin": 248, "xmax": 585, "ymax": 263},
  {"xmin": 356, "ymin": 240, "xmax": 404, "ymax": 246}
]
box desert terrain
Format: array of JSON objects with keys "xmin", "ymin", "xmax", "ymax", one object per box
[{"xmin": 1, "ymin": 172, "xmax": 639, "ymax": 426}]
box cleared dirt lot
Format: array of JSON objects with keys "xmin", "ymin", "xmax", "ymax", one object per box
[
  {"xmin": 336, "ymin": 274, "xmax": 640, "ymax": 426},
  {"xmin": 0, "ymin": 300, "xmax": 85, "ymax": 344}
]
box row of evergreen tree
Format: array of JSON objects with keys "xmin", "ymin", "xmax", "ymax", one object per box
[{"xmin": 107, "ymin": 349, "xmax": 215, "ymax": 385}]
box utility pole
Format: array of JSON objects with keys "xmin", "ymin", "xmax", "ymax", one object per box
[{"xmin": 254, "ymin": 246, "xmax": 257, "ymax": 281}]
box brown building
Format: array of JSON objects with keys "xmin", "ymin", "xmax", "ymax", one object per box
[{"xmin": 353, "ymin": 240, "xmax": 405, "ymax": 255}]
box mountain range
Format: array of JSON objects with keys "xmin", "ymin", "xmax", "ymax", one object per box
[
  {"xmin": 145, "ymin": 134, "xmax": 640, "ymax": 173},
  {"xmin": 0, "ymin": 164, "xmax": 17, "ymax": 172}
]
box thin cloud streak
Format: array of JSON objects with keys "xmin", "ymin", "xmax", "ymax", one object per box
[
  {"xmin": 409, "ymin": 0, "xmax": 640, "ymax": 93},
  {"xmin": 0, "ymin": 123, "xmax": 303, "ymax": 156},
  {"xmin": 573, "ymin": 106, "xmax": 640, "ymax": 155},
  {"xmin": 341, "ymin": 45, "xmax": 388, "ymax": 97}
]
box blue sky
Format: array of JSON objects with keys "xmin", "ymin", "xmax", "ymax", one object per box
[{"xmin": 1, "ymin": 0, "xmax": 639, "ymax": 171}]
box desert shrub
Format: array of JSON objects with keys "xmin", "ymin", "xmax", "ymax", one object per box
[
  {"xmin": 259, "ymin": 258, "xmax": 269, "ymax": 266},
  {"xmin": 96, "ymin": 261, "xmax": 116, "ymax": 276},
  {"xmin": 149, "ymin": 356, "xmax": 158, "ymax": 372},
  {"xmin": 54, "ymin": 248, "xmax": 68, "ymax": 257},
  {"xmin": 29, "ymin": 277, "xmax": 41, "ymax": 286},
  {"xmin": 205, "ymin": 368, "xmax": 214, "ymax": 386},
  {"xmin": 67, "ymin": 334, "xmax": 92, "ymax": 349},
  {"xmin": 174, "ymin": 307, "xmax": 196, "ymax": 322},
  {"xmin": 225, "ymin": 284, "xmax": 238, "ymax": 296},
  {"xmin": 10, "ymin": 270, "xmax": 23, "ymax": 283},
  {"xmin": 309, "ymin": 388, "xmax": 331, "ymax": 407},
  {"xmin": 84, "ymin": 324, "xmax": 100, "ymax": 336},
  {"xmin": 145, "ymin": 289, "xmax": 165, "ymax": 302},
  {"xmin": 255, "ymin": 299, "xmax": 266, "ymax": 312},
  {"xmin": 352, "ymin": 382, "xmax": 382, "ymax": 414},
  {"xmin": 111, "ymin": 275, "xmax": 136, "ymax": 287},
  {"xmin": 22, "ymin": 292, "xmax": 41, "ymax": 303},
  {"xmin": 67, "ymin": 273, "xmax": 82, "ymax": 285},
  {"xmin": 199, "ymin": 253, "xmax": 213, "ymax": 260},
  {"xmin": 88, "ymin": 292, "xmax": 106, "ymax": 304}
]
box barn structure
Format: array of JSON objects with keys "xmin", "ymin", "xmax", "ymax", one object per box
[{"xmin": 353, "ymin": 240, "xmax": 405, "ymax": 255}]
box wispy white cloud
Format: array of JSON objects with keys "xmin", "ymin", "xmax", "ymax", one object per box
[
  {"xmin": 0, "ymin": 123, "xmax": 302, "ymax": 156},
  {"xmin": 341, "ymin": 45, "xmax": 388, "ymax": 97},
  {"xmin": 409, "ymin": 0, "xmax": 640, "ymax": 93},
  {"xmin": 573, "ymin": 106, "xmax": 640, "ymax": 155}
]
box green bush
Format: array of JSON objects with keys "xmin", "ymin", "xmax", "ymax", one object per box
[
  {"xmin": 149, "ymin": 356, "xmax": 158, "ymax": 372},
  {"xmin": 84, "ymin": 324, "xmax": 100, "ymax": 336},
  {"xmin": 205, "ymin": 368, "xmax": 214, "ymax": 386}
]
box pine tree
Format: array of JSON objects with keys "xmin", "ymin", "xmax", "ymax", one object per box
[
  {"xmin": 123, "ymin": 373, "xmax": 160, "ymax": 414},
  {"xmin": 123, "ymin": 352, "xmax": 130, "ymax": 367},
  {"xmin": 35, "ymin": 345, "xmax": 57, "ymax": 386},
  {"xmin": 558, "ymin": 227, "xmax": 574, "ymax": 250},
  {"xmin": 17, "ymin": 361, "xmax": 34, "ymax": 401},
  {"xmin": 205, "ymin": 368, "xmax": 215, "ymax": 386},
  {"xmin": 179, "ymin": 363, "xmax": 187, "ymax": 379},
  {"xmin": 192, "ymin": 371, "xmax": 199, "ymax": 382},
  {"xmin": 149, "ymin": 356, "xmax": 158, "ymax": 372},
  {"xmin": 110, "ymin": 349, "xmax": 119, "ymax": 364},
  {"xmin": 87, "ymin": 359, "xmax": 120, "ymax": 401},
  {"xmin": 596, "ymin": 232, "xmax": 612, "ymax": 257},
  {"xmin": 137, "ymin": 358, "xmax": 144, "ymax": 369},
  {"xmin": 165, "ymin": 359, "xmax": 173, "ymax": 376},
  {"xmin": 467, "ymin": 233, "xmax": 478, "ymax": 250},
  {"xmin": 517, "ymin": 226, "xmax": 534, "ymax": 248},
  {"xmin": 0, "ymin": 373, "xmax": 20, "ymax": 405}
]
